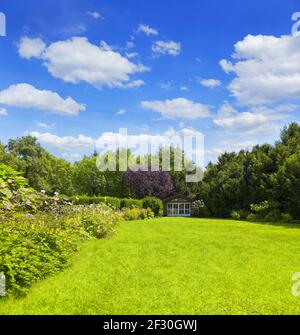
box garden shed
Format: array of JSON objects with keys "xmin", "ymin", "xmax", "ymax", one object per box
[{"xmin": 163, "ymin": 195, "xmax": 193, "ymax": 217}]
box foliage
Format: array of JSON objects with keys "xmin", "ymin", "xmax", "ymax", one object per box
[
  {"xmin": 120, "ymin": 207, "xmax": 155, "ymax": 221},
  {"xmin": 199, "ymin": 123, "xmax": 300, "ymax": 220},
  {"xmin": 250, "ymin": 201, "xmax": 279, "ymax": 220},
  {"xmin": 0, "ymin": 136, "xmax": 74, "ymax": 195},
  {"xmin": 75, "ymin": 205, "xmax": 120, "ymax": 238},
  {"xmin": 69, "ymin": 195, "xmax": 161, "ymax": 215},
  {"xmin": 69, "ymin": 195, "xmax": 121, "ymax": 210},
  {"xmin": 230, "ymin": 209, "xmax": 250, "ymax": 220},
  {"xmin": 120, "ymin": 198, "xmax": 143, "ymax": 209},
  {"xmin": 0, "ymin": 164, "xmax": 39, "ymax": 215},
  {"xmin": 142, "ymin": 196, "xmax": 163, "ymax": 217},
  {"xmin": 192, "ymin": 200, "xmax": 210, "ymax": 218},
  {"xmin": 124, "ymin": 167, "xmax": 174, "ymax": 199},
  {"xmin": 247, "ymin": 201, "xmax": 293, "ymax": 223},
  {"xmin": 0, "ymin": 204, "xmax": 120, "ymax": 297}
]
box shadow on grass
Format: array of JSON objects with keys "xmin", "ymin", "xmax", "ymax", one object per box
[{"xmin": 173, "ymin": 216, "xmax": 300, "ymax": 230}]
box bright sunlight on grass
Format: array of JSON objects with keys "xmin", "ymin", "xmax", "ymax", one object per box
[{"xmin": 1, "ymin": 218, "xmax": 300, "ymax": 315}]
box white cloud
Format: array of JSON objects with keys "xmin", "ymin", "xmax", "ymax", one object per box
[
  {"xmin": 61, "ymin": 152, "xmax": 82, "ymax": 161},
  {"xmin": 180, "ymin": 86, "xmax": 188, "ymax": 91},
  {"xmin": 220, "ymin": 34, "xmax": 300, "ymax": 105},
  {"xmin": 213, "ymin": 101, "xmax": 294, "ymax": 134},
  {"xmin": 116, "ymin": 109, "xmax": 126, "ymax": 115},
  {"xmin": 200, "ymin": 79, "xmax": 221, "ymax": 89},
  {"xmin": 125, "ymin": 52, "xmax": 139, "ymax": 59},
  {"xmin": 35, "ymin": 121, "xmax": 55, "ymax": 129},
  {"xmin": 18, "ymin": 37, "xmax": 149, "ymax": 89},
  {"xmin": 30, "ymin": 132, "xmax": 95, "ymax": 150},
  {"xmin": 125, "ymin": 41, "xmax": 135, "ymax": 49},
  {"xmin": 206, "ymin": 140, "xmax": 257, "ymax": 157},
  {"xmin": 87, "ymin": 11, "xmax": 104, "ymax": 19},
  {"xmin": 0, "ymin": 83, "xmax": 85, "ymax": 116},
  {"xmin": 152, "ymin": 40, "xmax": 181, "ymax": 57},
  {"xmin": 141, "ymin": 98, "xmax": 211, "ymax": 119},
  {"xmin": 30, "ymin": 127, "xmax": 203, "ymax": 154},
  {"xmin": 18, "ymin": 37, "xmax": 46, "ymax": 59},
  {"xmin": 159, "ymin": 81, "xmax": 173, "ymax": 90},
  {"xmin": 0, "ymin": 108, "xmax": 7, "ymax": 116},
  {"xmin": 138, "ymin": 24, "xmax": 159, "ymax": 36}
]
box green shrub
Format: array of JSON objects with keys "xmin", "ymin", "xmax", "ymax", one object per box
[
  {"xmin": 192, "ymin": 200, "xmax": 210, "ymax": 218},
  {"xmin": 120, "ymin": 198, "xmax": 143, "ymax": 209},
  {"xmin": 69, "ymin": 196, "xmax": 121, "ymax": 210},
  {"xmin": 69, "ymin": 195, "xmax": 162, "ymax": 216},
  {"xmin": 121, "ymin": 207, "xmax": 155, "ymax": 221},
  {"xmin": 142, "ymin": 196, "xmax": 163, "ymax": 217},
  {"xmin": 250, "ymin": 201, "xmax": 279, "ymax": 220},
  {"xmin": 248, "ymin": 201, "xmax": 295, "ymax": 223},
  {"xmin": 231, "ymin": 211, "xmax": 241, "ymax": 220},
  {"xmin": 264, "ymin": 209, "xmax": 282, "ymax": 222},
  {"xmin": 281, "ymin": 213, "xmax": 293, "ymax": 223},
  {"xmin": 247, "ymin": 213, "xmax": 258, "ymax": 222},
  {"xmin": 230, "ymin": 209, "xmax": 250, "ymax": 220},
  {"xmin": 0, "ymin": 204, "xmax": 120, "ymax": 297},
  {"xmin": 0, "ymin": 164, "xmax": 39, "ymax": 215},
  {"xmin": 76, "ymin": 204, "xmax": 120, "ymax": 238}
]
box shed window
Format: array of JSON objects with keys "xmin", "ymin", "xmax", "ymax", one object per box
[{"xmin": 167, "ymin": 203, "xmax": 191, "ymax": 216}]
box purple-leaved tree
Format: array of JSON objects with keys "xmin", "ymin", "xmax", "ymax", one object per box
[{"xmin": 123, "ymin": 168, "xmax": 174, "ymax": 199}]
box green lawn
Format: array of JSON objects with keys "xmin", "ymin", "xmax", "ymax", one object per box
[{"xmin": 1, "ymin": 217, "xmax": 300, "ymax": 315}]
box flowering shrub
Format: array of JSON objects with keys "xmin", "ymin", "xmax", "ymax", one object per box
[
  {"xmin": 192, "ymin": 200, "xmax": 210, "ymax": 218},
  {"xmin": 246, "ymin": 201, "xmax": 294, "ymax": 223},
  {"xmin": 0, "ymin": 204, "xmax": 120, "ymax": 297},
  {"xmin": 120, "ymin": 207, "xmax": 155, "ymax": 221},
  {"xmin": 0, "ymin": 164, "xmax": 38, "ymax": 215},
  {"xmin": 142, "ymin": 196, "xmax": 163, "ymax": 217}
]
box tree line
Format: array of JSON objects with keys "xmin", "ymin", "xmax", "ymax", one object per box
[{"xmin": 0, "ymin": 122, "xmax": 299, "ymax": 219}]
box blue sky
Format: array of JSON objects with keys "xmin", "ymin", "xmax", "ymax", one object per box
[{"xmin": 0, "ymin": 0, "xmax": 300, "ymax": 163}]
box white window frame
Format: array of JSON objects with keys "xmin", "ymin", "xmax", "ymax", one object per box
[{"xmin": 167, "ymin": 202, "xmax": 191, "ymax": 217}]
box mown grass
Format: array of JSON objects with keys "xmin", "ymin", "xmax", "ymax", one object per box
[{"xmin": 1, "ymin": 218, "xmax": 300, "ymax": 315}]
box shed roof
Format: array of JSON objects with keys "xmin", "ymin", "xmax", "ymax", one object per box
[{"xmin": 163, "ymin": 194, "xmax": 194, "ymax": 203}]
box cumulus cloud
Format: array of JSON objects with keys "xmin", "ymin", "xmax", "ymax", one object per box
[
  {"xmin": 213, "ymin": 101, "xmax": 295, "ymax": 134},
  {"xmin": 30, "ymin": 127, "xmax": 203, "ymax": 154},
  {"xmin": 138, "ymin": 24, "xmax": 158, "ymax": 36},
  {"xmin": 0, "ymin": 108, "xmax": 7, "ymax": 116},
  {"xmin": 200, "ymin": 79, "xmax": 221, "ymax": 89},
  {"xmin": 18, "ymin": 37, "xmax": 46, "ymax": 59},
  {"xmin": 152, "ymin": 40, "xmax": 181, "ymax": 57},
  {"xmin": 30, "ymin": 132, "xmax": 95, "ymax": 150},
  {"xmin": 220, "ymin": 34, "xmax": 300, "ymax": 105},
  {"xmin": 141, "ymin": 98, "xmax": 211, "ymax": 119},
  {"xmin": 18, "ymin": 37, "xmax": 149, "ymax": 89},
  {"xmin": 0, "ymin": 83, "xmax": 85, "ymax": 116}
]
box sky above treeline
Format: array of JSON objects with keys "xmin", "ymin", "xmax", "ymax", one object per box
[{"xmin": 0, "ymin": 0, "xmax": 300, "ymax": 164}]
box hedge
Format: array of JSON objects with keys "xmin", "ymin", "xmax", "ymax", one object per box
[{"xmin": 68, "ymin": 195, "xmax": 162, "ymax": 215}]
